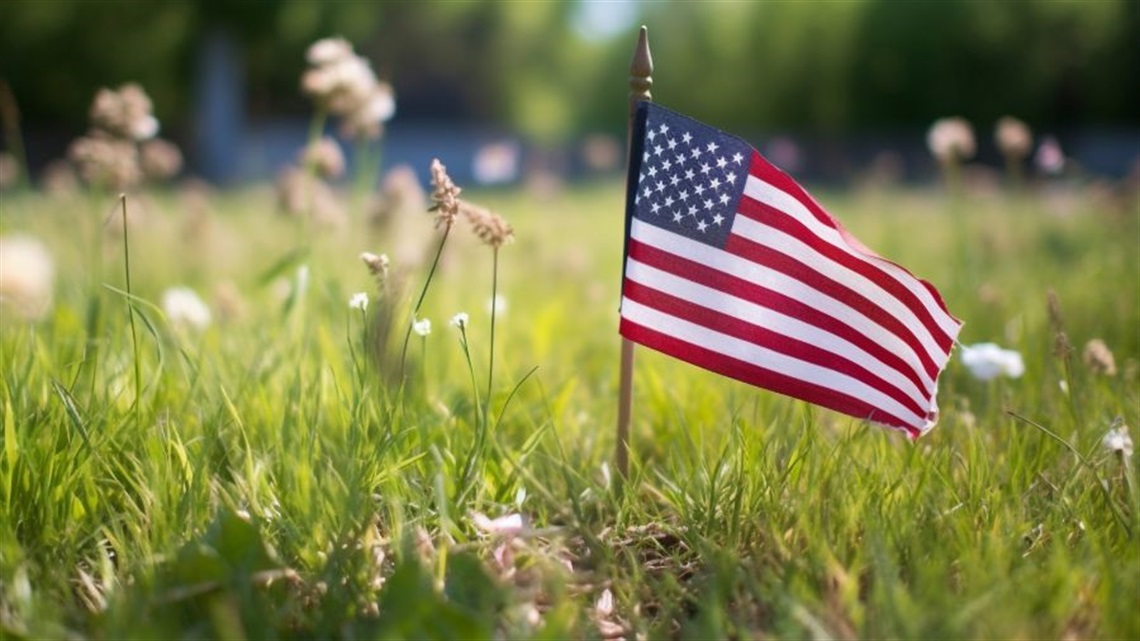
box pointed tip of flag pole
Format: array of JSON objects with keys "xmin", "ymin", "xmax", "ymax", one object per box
[
  {"xmin": 617, "ymin": 26, "xmax": 653, "ymax": 483},
  {"xmin": 628, "ymin": 26, "xmax": 653, "ymax": 117}
]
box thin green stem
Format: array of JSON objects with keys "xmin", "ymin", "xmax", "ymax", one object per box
[
  {"xmin": 399, "ymin": 225, "xmax": 451, "ymax": 378},
  {"xmin": 120, "ymin": 195, "xmax": 142, "ymax": 431},
  {"xmin": 485, "ymin": 248, "xmax": 499, "ymax": 425}
]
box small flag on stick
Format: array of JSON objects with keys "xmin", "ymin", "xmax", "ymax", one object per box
[{"xmin": 620, "ymin": 102, "xmax": 962, "ymax": 438}]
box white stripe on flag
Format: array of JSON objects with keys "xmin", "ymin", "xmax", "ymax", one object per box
[
  {"xmin": 624, "ymin": 256, "xmax": 932, "ymax": 408},
  {"xmin": 744, "ymin": 175, "xmax": 960, "ymax": 339},
  {"xmin": 629, "ymin": 218, "xmax": 937, "ymax": 391},
  {"xmin": 731, "ymin": 215, "xmax": 949, "ymax": 367},
  {"xmin": 620, "ymin": 296, "xmax": 930, "ymax": 427}
]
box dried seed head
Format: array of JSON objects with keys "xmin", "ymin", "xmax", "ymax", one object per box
[
  {"xmin": 429, "ymin": 158, "xmax": 461, "ymax": 229},
  {"xmin": 461, "ymin": 202, "xmax": 514, "ymax": 248},
  {"xmin": 90, "ymin": 83, "xmax": 158, "ymax": 141},
  {"xmin": 274, "ymin": 166, "xmax": 346, "ymax": 228},
  {"xmin": 339, "ymin": 83, "xmax": 395, "ymax": 142},
  {"xmin": 1082, "ymin": 339, "xmax": 1117, "ymax": 377},
  {"xmin": 140, "ymin": 138, "xmax": 183, "ymax": 181},
  {"xmin": 68, "ymin": 133, "xmax": 142, "ymax": 190},
  {"xmin": 301, "ymin": 136, "xmax": 345, "ymax": 180},
  {"xmin": 360, "ymin": 251, "xmax": 389, "ymax": 278},
  {"xmin": 995, "ymin": 116, "xmax": 1033, "ymax": 159}
]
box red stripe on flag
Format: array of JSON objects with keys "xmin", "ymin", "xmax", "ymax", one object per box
[
  {"xmin": 619, "ymin": 315, "xmax": 921, "ymax": 437},
  {"xmin": 627, "ymin": 238, "xmax": 933, "ymax": 395},
  {"xmin": 622, "ymin": 279, "xmax": 929, "ymax": 418},
  {"xmin": 748, "ymin": 153, "xmax": 956, "ymax": 316},
  {"xmin": 724, "ymin": 233, "xmax": 942, "ymax": 380},
  {"xmin": 737, "ymin": 196, "xmax": 955, "ymax": 352}
]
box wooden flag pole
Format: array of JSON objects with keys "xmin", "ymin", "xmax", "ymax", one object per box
[{"xmin": 617, "ymin": 26, "xmax": 653, "ymax": 480}]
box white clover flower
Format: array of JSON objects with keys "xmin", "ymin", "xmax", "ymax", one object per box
[
  {"xmin": 470, "ymin": 511, "xmax": 526, "ymax": 537},
  {"xmin": 412, "ymin": 317, "xmax": 431, "ymax": 337},
  {"xmin": 349, "ymin": 292, "xmax": 369, "ymax": 311},
  {"xmin": 0, "ymin": 234, "xmax": 55, "ymax": 322},
  {"xmin": 162, "ymin": 286, "xmax": 212, "ymax": 331},
  {"xmin": 1103, "ymin": 422, "xmax": 1133, "ymax": 458},
  {"xmin": 960, "ymin": 342, "xmax": 1024, "ymax": 381},
  {"xmin": 450, "ymin": 312, "xmax": 469, "ymax": 330}
]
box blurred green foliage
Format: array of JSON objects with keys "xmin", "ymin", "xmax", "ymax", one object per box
[{"xmin": 0, "ymin": 0, "xmax": 1136, "ymax": 138}]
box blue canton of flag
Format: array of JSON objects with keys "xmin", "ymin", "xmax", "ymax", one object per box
[{"xmin": 629, "ymin": 108, "xmax": 752, "ymax": 249}]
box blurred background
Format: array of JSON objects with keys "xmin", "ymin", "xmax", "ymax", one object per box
[{"xmin": 1, "ymin": 0, "xmax": 1137, "ymax": 186}]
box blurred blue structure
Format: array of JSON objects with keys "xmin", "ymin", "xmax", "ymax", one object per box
[{"xmin": 192, "ymin": 30, "xmax": 245, "ymax": 185}]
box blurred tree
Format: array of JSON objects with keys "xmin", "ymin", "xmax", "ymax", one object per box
[{"xmin": 0, "ymin": 0, "xmax": 1135, "ymax": 153}]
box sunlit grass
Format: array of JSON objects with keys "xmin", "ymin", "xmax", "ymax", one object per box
[{"xmin": 1, "ymin": 178, "xmax": 1137, "ymax": 639}]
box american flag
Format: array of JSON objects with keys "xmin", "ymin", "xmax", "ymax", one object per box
[{"xmin": 620, "ymin": 102, "xmax": 962, "ymax": 437}]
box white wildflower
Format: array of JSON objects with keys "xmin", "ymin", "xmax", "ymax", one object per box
[
  {"xmin": 471, "ymin": 511, "xmax": 526, "ymax": 537},
  {"xmin": 306, "ymin": 37, "xmax": 354, "ymax": 66},
  {"xmin": 1103, "ymin": 421, "xmax": 1133, "ymax": 458},
  {"xmin": 162, "ymin": 287, "xmax": 212, "ymax": 331},
  {"xmin": 449, "ymin": 312, "xmax": 469, "ymax": 330},
  {"xmin": 486, "ymin": 294, "xmax": 507, "ymax": 316},
  {"xmin": 349, "ymin": 292, "xmax": 369, "ymax": 311},
  {"xmin": 960, "ymin": 342, "xmax": 1024, "ymax": 381},
  {"xmin": 412, "ymin": 317, "xmax": 431, "ymax": 337},
  {"xmin": 0, "ymin": 234, "xmax": 55, "ymax": 322}
]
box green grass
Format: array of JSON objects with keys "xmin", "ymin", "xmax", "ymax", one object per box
[{"xmin": 1, "ymin": 178, "xmax": 1138, "ymax": 640}]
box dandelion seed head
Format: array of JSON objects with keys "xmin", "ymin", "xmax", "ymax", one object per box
[
  {"xmin": 927, "ymin": 117, "xmax": 976, "ymax": 164},
  {"xmin": 449, "ymin": 312, "xmax": 469, "ymax": 330},
  {"xmin": 349, "ymin": 292, "xmax": 369, "ymax": 311}
]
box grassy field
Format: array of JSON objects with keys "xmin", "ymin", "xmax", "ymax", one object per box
[{"xmin": 1, "ymin": 176, "xmax": 1138, "ymax": 640}]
